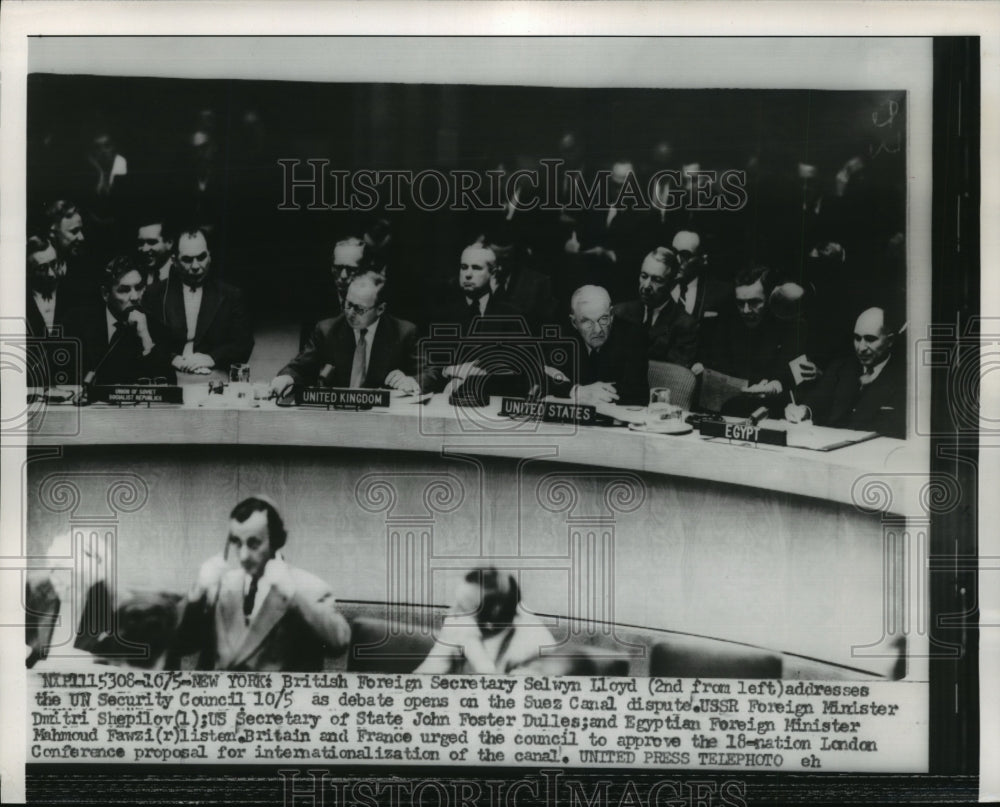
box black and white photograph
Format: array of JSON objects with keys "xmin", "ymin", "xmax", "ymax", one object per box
[{"xmin": 1, "ymin": 4, "xmax": 994, "ymax": 806}]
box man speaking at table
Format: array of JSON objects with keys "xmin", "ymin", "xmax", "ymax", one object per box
[
  {"xmin": 175, "ymin": 496, "xmax": 351, "ymax": 671},
  {"xmin": 270, "ymin": 274, "xmax": 421, "ymax": 397},
  {"xmin": 544, "ymin": 284, "xmax": 649, "ymax": 406}
]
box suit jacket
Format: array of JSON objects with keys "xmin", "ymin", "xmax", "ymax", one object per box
[
  {"xmin": 64, "ymin": 305, "xmax": 176, "ymax": 386},
  {"xmin": 685, "ymin": 274, "xmax": 733, "ymax": 323},
  {"xmin": 545, "ymin": 318, "xmax": 650, "ymax": 406},
  {"xmin": 144, "ymin": 275, "xmax": 254, "ymax": 369},
  {"xmin": 177, "ymin": 565, "xmax": 349, "ymax": 672},
  {"xmin": 279, "ymin": 314, "xmax": 418, "ymax": 388},
  {"xmin": 613, "ymin": 298, "xmax": 698, "ymax": 368},
  {"xmin": 800, "ymin": 351, "xmax": 905, "ymax": 439},
  {"xmin": 493, "ymin": 267, "xmax": 557, "ymax": 332},
  {"xmin": 26, "ymin": 291, "xmax": 72, "ymax": 338},
  {"xmin": 698, "ymin": 310, "xmax": 804, "ymax": 388},
  {"xmin": 422, "ymin": 292, "xmax": 531, "ymax": 395}
]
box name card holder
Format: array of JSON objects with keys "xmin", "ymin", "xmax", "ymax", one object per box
[
  {"xmin": 296, "ymin": 387, "xmax": 390, "ymax": 410},
  {"xmin": 698, "ymin": 419, "xmax": 788, "ymax": 447},
  {"xmin": 91, "ymin": 385, "xmax": 184, "ymax": 406},
  {"xmin": 500, "ymin": 397, "xmax": 599, "ymax": 425}
]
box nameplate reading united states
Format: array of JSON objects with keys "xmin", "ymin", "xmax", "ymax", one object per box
[
  {"xmin": 91, "ymin": 385, "xmax": 184, "ymax": 405},
  {"xmin": 698, "ymin": 420, "xmax": 788, "ymax": 446},
  {"xmin": 500, "ymin": 398, "xmax": 597, "ymax": 424},
  {"xmin": 297, "ymin": 387, "xmax": 390, "ymax": 409}
]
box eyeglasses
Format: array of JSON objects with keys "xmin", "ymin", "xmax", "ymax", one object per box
[
  {"xmin": 578, "ymin": 314, "xmax": 612, "ymax": 330},
  {"xmin": 344, "ymin": 301, "xmax": 377, "ymax": 316}
]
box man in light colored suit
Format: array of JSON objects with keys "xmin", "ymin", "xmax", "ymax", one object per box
[{"xmin": 177, "ymin": 496, "xmax": 350, "ymax": 671}]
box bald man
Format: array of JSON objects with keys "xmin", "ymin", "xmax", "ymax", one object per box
[
  {"xmin": 272, "ymin": 274, "xmax": 420, "ymax": 395},
  {"xmin": 544, "ymin": 284, "xmax": 649, "ymax": 406},
  {"xmin": 784, "ymin": 306, "xmax": 905, "ymax": 438}
]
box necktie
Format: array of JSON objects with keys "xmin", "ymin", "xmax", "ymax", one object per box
[
  {"xmin": 678, "ymin": 283, "xmax": 688, "ymax": 306},
  {"xmin": 243, "ymin": 575, "xmax": 259, "ymax": 621},
  {"xmin": 350, "ymin": 328, "xmax": 368, "ymax": 387},
  {"xmin": 643, "ymin": 306, "xmax": 651, "ymax": 326}
]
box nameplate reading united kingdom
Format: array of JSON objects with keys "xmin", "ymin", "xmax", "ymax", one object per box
[
  {"xmin": 92, "ymin": 385, "xmax": 184, "ymax": 405},
  {"xmin": 500, "ymin": 397, "xmax": 597, "ymax": 424},
  {"xmin": 297, "ymin": 387, "xmax": 390, "ymax": 409},
  {"xmin": 698, "ymin": 419, "xmax": 788, "ymax": 446}
]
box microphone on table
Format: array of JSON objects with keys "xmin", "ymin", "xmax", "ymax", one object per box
[
  {"xmin": 747, "ymin": 406, "xmax": 770, "ymax": 427},
  {"xmin": 78, "ymin": 308, "xmax": 139, "ymax": 403},
  {"xmin": 318, "ymin": 363, "xmax": 335, "ymax": 387}
]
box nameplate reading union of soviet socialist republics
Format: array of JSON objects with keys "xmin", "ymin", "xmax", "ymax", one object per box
[
  {"xmin": 500, "ymin": 398, "xmax": 597, "ymax": 424},
  {"xmin": 91, "ymin": 385, "xmax": 185, "ymax": 405},
  {"xmin": 296, "ymin": 388, "xmax": 391, "ymax": 409}
]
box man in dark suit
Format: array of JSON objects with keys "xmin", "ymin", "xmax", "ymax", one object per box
[
  {"xmin": 785, "ymin": 306, "xmax": 905, "ymax": 439},
  {"xmin": 176, "ymin": 496, "xmax": 350, "ymax": 671},
  {"xmin": 271, "ymin": 275, "xmax": 420, "ymax": 395},
  {"xmin": 144, "ymin": 226, "xmax": 254, "ymax": 376},
  {"xmin": 544, "ymin": 284, "xmax": 649, "ymax": 406},
  {"xmin": 26, "ymin": 236, "xmax": 71, "ymax": 337},
  {"xmin": 481, "ymin": 234, "xmax": 556, "ymax": 332},
  {"xmin": 422, "ymin": 243, "xmax": 530, "ymax": 396},
  {"xmin": 66, "ymin": 255, "xmax": 176, "ymax": 386},
  {"xmin": 135, "ymin": 212, "xmax": 175, "ymax": 288},
  {"xmin": 613, "ymin": 247, "xmax": 698, "ymax": 367},
  {"xmin": 670, "ymin": 230, "xmax": 732, "ymax": 325},
  {"xmin": 45, "ymin": 199, "xmax": 98, "ymax": 303},
  {"xmin": 696, "ymin": 264, "xmax": 807, "ymax": 392}
]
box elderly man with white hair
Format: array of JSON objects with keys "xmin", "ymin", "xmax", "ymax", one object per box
[{"xmin": 544, "ymin": 284, "xmax": 649, "ymax": 406}]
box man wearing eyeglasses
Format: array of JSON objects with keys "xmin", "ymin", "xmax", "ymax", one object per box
[
  {"xmin": 696, "ymin": 265, "xmax": 805, "ymax": 397},
  {"xmin": 544, "ymin": 284, "xmax": 649, "ymax": 406},
  {"xmin": 271, "ymin": 274, "xmax": 420, "ymax": 396},
  {"xmin": 144, "ymin": 226, "xmax": 254, "ymax": 376}
]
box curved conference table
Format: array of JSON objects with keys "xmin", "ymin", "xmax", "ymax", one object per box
[{"xmin": 25, "ymin": 389, "xmax": 929, "ymax": 679}]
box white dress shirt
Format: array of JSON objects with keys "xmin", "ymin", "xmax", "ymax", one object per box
[
  {"xmin": 32, "ymin": 290, "xmax": 57, "ymax": 333},
  {"xmin": 182, "ymin": 285, "xmax": 204, "ymax": 357},
  {"xmin": 671, "ymin": 276, "xmax": 699, "ymax": 316}
]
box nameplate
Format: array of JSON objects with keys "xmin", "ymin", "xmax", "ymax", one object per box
[
  {"xmin": 92, "ymin": 385, "xmax": 184, "ymax": 405},
  {"xmin": 698, "ymin": 420, "xmax": 788, "ymax": 446},
  {"xmin": 500, "ymin": 398, "xmax": 598, "ymax": 425},
  {"xmin": 297, "ymin": 387, "xmax": 390, "ymax": 409}
]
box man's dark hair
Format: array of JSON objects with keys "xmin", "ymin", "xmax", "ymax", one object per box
[
  {"xmin": 135, "ymin": 211, "xmax": 175, "ymax": 242},
  {"xmin": 645, "ymin": 246, "xmax": 679, "ymax": 274},
  {"xmin": 100, "ymin": 254, "xmax": 146, "ymax": 292},
  {"xmin": 44, "ymin": 199, "xmax": 81, "ymax": 229},
  {"xmin": 26, "ymin": 235, "xmax": 55, "ymax": 268},
  {"xmin": 464, "ymin": 566, "xmax": 520, "ymax": 630},
  {"xmin": 733, "ymin": 264, "xmax": 777, "ymax": 297},
  {"xmin": 230, "ymin": 496, "xmax": 287, "ymax": 550}
]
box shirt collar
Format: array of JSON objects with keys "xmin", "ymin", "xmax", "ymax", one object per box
[
  {"xmin": 862, "ymin": 353, "xmax": 892, "ymax": 382},
  {"xmin": 353, "ymin": 315, "xmax": 381, "ymax": 341}
]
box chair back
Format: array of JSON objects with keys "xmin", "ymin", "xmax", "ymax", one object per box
[{"xmin": 647, "ymin": 361, "xmax": 697, "ymax": 410}]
